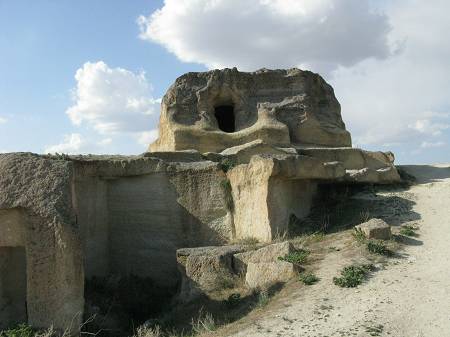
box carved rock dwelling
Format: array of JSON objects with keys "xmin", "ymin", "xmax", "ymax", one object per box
[{"xmin": 0, "ymin": 68, "xmax": 399, "ymax": 333}]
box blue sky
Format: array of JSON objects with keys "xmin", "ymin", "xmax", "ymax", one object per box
[
  {"xmin": 1, "ymin": 0, "xmax": 449, "ymax": 164},
  {"xmin": 0, "ymin": 0, "xmax": 204, "ymax": 154}
]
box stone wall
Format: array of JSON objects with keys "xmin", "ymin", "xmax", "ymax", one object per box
[
  {"xmin": 0, "ymin": 154, "xmax": 83, "ymax": 333},
  {"xmin": 0, "ymin": 208, "xmax": 28, "ymax": 329},
  {"xmin": 72, "ymin": 157, "xmax": 233, "ymax": 289}
]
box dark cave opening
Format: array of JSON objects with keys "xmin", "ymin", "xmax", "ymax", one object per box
[{"xmin": 214, "ymin": 105, "xmax": 236, "ymax": 133}]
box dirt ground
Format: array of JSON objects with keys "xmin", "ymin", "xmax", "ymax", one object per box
[{"xmin": 217, "ymin": 165, "xmax": 450, "ymax": 337}]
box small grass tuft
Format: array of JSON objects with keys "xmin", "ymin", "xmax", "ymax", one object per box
[
  {"xmin": 352, "ymin": 228, "xmax": 367, "ymax": 244},
  {"xmin": 399, "ymin": 225, "xmax": 418, "ymax": 237},
  {"xmin": 359, "ymin": 210, "xmax": 371, "ymax": 223},
  {"xmin": 299, "ymin": 273, "xmax": 319, "ymax": 285},
  {"xmin": 256, "ymin": 290, "xmax": 269, "ymax": 308},
  {"xmin": 134, "ymin": 325, "xmax": 163, "ymax": 337},
  {"xmin": 333, "ymin": 264, "xmax": 375, "ymax": 288},
  {"xmin": 366, "ymin": 240, "xmax": 392, "ymax": 256},
  {"xmin": 278, "ymin": 249, "xmax": 310, "ymax": 265},
  {"xmin": 191, "ymin": 311, "xmax": 216, "ymax": 334}
]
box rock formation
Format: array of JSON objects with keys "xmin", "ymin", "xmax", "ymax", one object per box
[
  {"xmin": 0, "ymin": 68, "xmax": 401, "ymax": 333},
  {"xmin": 150, "ymin": 68, "xmax": 351, "ymax": 153}
]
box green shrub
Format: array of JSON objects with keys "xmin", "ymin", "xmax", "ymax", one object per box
[
  {"xmin": 366, "ymin": 240, "xmax": 392, "ymax": 256},
  {"xmin": 0, "ymin": 324, "xmax": 34, "ymax": 337},
  {"xmin": 399, "ymin": 225, "xmax": 417, "ymax": 237},
  {"xmin": 278, "ymin": 249, "xmax": 310, "ymax": 265},
  {"xmin": 219, "ymin": 158, "xmax": 236, "ymax": 172},
  {"xmin": 333, "ymin": 264, "xmax": 375, "ymax": 288},
  {"xmin": 299, "ymin": 273, "xmax": 319, "ymax": 285}
]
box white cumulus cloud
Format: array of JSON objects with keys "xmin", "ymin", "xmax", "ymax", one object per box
[
  {"xmin": 138, "ymin": 0, "xmax": 392, "ymax": 74},
  {"xmin": 66, "ymin": 61, "xmax": 160, "ymax": 135},
  {"xmin": 45, "ymin": 61, "xmax": 162, "ymax": 154},
  {"xmin": 45, "ymin": 133, "xmax": 86, "ymax": 154}
]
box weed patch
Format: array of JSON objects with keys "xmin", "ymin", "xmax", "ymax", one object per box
[
  {"xmin": 299, "ymin": 273, "xmax": 319, "ymax": 285},
  {"xmin": 191, "ymin": 311, "xmax": 216, "ymax": 334},
  {"xmin": 333, "ymin": 264, "xmax": 375, "ymax": 288},
  {"xmin": 366, "ymin": 240, "xmax": 392, "ymax": 256},
  {"xmin": 399, "ymin": 225, "xmax": 418, "ymax": 237},
  {"xmin": 134, "ymin": 325, "xmax": 163, "ymax": 337},
  {"xmin": 0, "ymin": 324, "xmax": 34, "ymax": 337},
  {"xmin": 278, "ymin": 249, "xmax": 310, "ymax": 265}
]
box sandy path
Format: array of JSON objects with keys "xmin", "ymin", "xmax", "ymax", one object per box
[{"xmin": 225, "ymin": 165, "xmax": 450, "ymax": 337}]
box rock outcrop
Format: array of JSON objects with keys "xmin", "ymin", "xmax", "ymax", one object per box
[
  {"xmin": 0, "ymin": 153, "xmax": 83, "ymax": 332},
  {"xmin": 0, "ymin": 68, "xmax": 403, "ymax": 332},
  {"xmin": 176, "ymin": 241, "xmax": 301, "ymax": 301},
  {"xmin": 150, "ymin": 68, "xmax": 351, "ymax": 153}
]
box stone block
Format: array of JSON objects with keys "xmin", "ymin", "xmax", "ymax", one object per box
[{"xmin": 355, "ymin": 218, "xmax": 391, "ymax": 240}]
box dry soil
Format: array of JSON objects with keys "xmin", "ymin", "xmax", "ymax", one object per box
[{"xmin": 221, "ymin": 165, "xmax": 450, "ymax": 337}]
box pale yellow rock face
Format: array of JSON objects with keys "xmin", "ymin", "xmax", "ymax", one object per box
[
  {"xmin": 245, "ymin": 262, "xmax": 298, "ymax": 289},
  {"xmin": 0, "ymin": 154, "xmax": 83, "ymax": 334},
  {"xmin": 150, "ymin": 68, "xmax": 352, "ymax": 153},
  {"xmin": 0, "ymin": 68, "xmax": 404, "ymax": 331},
  {"xmin": 227, "ymin": 154, "xmax": 345, "ymax": 242},
  {"xmin": 234, "ymin": 242, "xmax": 294, "ymax": 275}
]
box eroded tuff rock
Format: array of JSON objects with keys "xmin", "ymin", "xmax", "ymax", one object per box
[
  {"xmin": 176, "ymin": 242, "xmax": 300, "ymax": 301},
  {"xmin": 0, "ymin": 68, "xmax": 403, "ymax": 332},
  {"xmin": 150, "ymin": 68, "xmax": 351, "ymax": 153},
  {"xmin": 0, "ymin": 153, "xmax": 82, "ymax": 332}
]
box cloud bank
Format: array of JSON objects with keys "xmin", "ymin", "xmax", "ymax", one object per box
[
  {"xmin": 331, "ymin": 0, "xmax": 450, "ymax": 158},
  {"xmin": 138, "ymin": 0, "xmax": 392, "ymax": 74}
]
